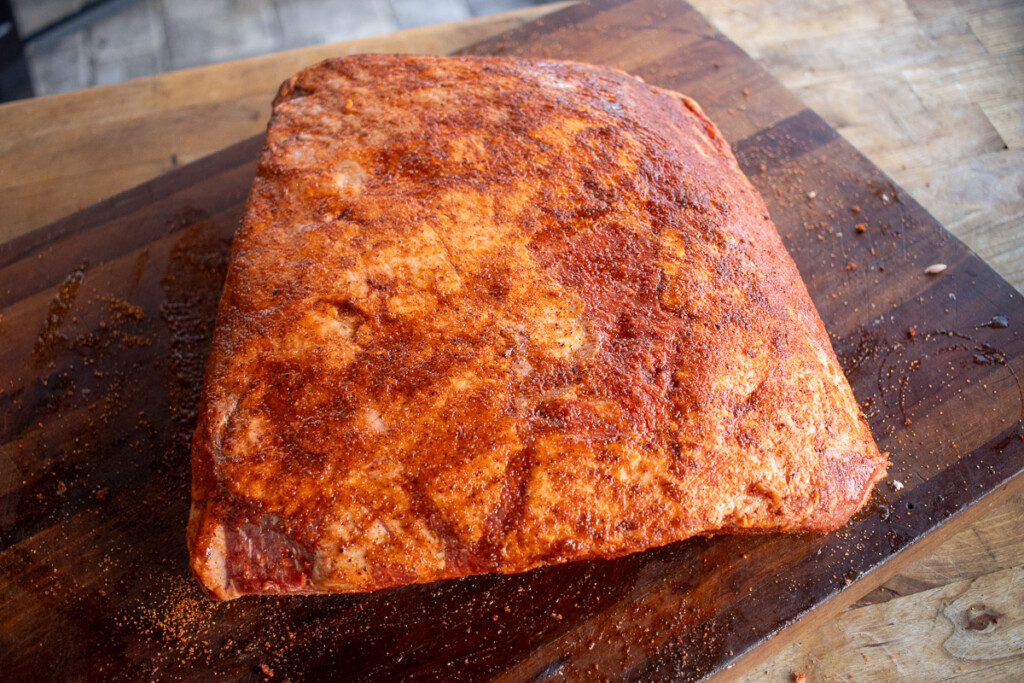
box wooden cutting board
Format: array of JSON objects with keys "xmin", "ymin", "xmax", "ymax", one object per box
[{"xmin": 2, "ymin": 0, "xmax": 1022, "ymax": 679}]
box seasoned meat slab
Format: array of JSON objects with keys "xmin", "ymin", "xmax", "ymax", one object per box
[{"xmin": 188, "ymin": 54, "xmax": 886, "ymax": 600}]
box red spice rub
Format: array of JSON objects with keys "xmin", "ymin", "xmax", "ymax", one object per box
[{"xmin": 188, "ymin": 54, "xmax": 886, "ymax": 599}]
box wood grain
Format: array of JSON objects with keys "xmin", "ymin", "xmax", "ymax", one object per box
[
  {"xmin": 690, "ymin": 0, "xmax": 1024, "ymax": 294},
  {"xmin": 1, "ymin": 0, "xmax": 1023, "ymax": 680},
  {"xmin": 687, "ymin": 1, "xmax": 1024, "ymax": 678},
  {"xmin": 736, "ymin": 489, "xmax": 1024, "ymax": 682},
  {"xmin": 752, "ymin": 566, "xmax": 1024, "ymax": 682},
  {"xmin": 0, "ymin": 3, "xmax": 573, "ymax": 244}
]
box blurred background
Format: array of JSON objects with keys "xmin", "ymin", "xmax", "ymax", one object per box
[{"xmin": 1, "ymin": 0, "xmax": 560, "ymax": 99}]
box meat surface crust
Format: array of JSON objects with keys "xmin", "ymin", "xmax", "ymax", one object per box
[{"xmin": 188, "ymin": 54, "xmax": 887, "ymax": 600}]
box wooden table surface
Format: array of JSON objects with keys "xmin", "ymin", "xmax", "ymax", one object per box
[{"xmin": 1, "ymin": 0, "xmax": 1020, "ymax": 680}]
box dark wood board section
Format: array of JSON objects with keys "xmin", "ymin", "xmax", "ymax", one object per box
[{"xmin": 2, "ymin": 0, "xmax": 1023, "ymax": 680}]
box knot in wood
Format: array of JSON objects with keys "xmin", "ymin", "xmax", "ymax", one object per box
[{"xmin": 963, "ymin": 604, "xmax": 1001, "ymax": 632}]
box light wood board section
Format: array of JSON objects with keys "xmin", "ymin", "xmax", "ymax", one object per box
[
  {"xmin": 0, "ymin": 3, "xmax": 573, "ymax": 243},
  {"xmin": 690, "ymin": 0, "xmax": 1024, "ymax": 295},
  {"xmin": 685, "ymin": 0, "xmax": 1024, "ymax": 680}
]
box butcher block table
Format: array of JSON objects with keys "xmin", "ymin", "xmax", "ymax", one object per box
[{"xmin": 2, "ymin": 0, "xmax": 1023, "ymax": 680}]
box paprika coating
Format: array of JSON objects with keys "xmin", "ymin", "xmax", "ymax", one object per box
[{"xmin": 187, "ymin": 54, "xmax": 887, "ymax": 600}]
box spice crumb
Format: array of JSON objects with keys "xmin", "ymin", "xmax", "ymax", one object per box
[{"xmin": 855, "ymin": 223, "xmax": 867, "ymax": 233}]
